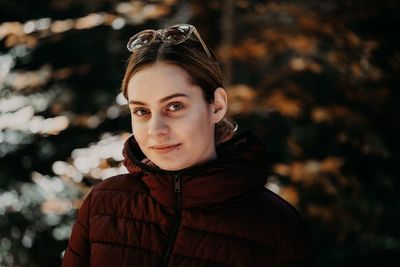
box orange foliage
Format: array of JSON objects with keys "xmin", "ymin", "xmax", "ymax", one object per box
[
  {"xmin": 227, "ymin": 84, "xmax": 258, "ymax": 114},
  {"xmin": 265, "ymin": 90, "xmax": 303, "ymax": 118},
  {"xmin": 229, "ymin": 38, "xmax": 269, "ymax": 59}
]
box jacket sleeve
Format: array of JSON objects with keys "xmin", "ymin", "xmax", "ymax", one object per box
[
  {"xmin": 275, "ymin": 220, "xmax": 315, "ymax": 267},
  {"xmin": 61, "ymin": 191, "xmax": 93, "ymax": 267}
]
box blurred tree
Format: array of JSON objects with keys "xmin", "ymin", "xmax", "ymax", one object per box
[{"xmin": 0, "ymin": 0, "xmax": 399, "ymax": 266}]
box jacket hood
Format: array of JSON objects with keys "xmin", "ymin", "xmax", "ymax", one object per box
[{"xmin": 122, "ymin": 131, "xmax": 268, "ymax": 208}]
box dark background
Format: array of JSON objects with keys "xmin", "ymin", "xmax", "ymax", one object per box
[{"xmin": 0, "ymin": 0, "xmax": 399, "ymax": 266}]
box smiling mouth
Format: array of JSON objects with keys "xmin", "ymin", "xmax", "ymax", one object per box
[{"xmin": 151, "ymin": 144, "xmax": 181, "ymax": 154}]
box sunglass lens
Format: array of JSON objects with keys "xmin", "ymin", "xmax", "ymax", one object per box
[
  {"xmin": 127, "ymin": 31, "xmax": 154, "ymax": 51},
  {"xmin": 162, "ymin": 25, "xmax": 191, "ymax": 44}
]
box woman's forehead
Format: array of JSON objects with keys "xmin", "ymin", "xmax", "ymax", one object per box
[{"xmin": 127, "ymin": 63, "xmax": 202, "ymax": 104}]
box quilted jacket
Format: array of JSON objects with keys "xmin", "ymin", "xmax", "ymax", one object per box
[{"xmin": 61, "ymin": 131, "xmax": 314, "ymax": 267}]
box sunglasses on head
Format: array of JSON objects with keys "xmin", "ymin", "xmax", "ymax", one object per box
[{"xmin": 126, "ymin": 24, "xmax": 211, "ymax": 58}]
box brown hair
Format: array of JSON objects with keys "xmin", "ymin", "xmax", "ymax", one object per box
[{"xmin": 121, "ymin": 34, "xmax": 236, "ymax": 143}]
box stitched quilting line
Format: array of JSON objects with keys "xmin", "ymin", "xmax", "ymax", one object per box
[
  {"xmin": 91, "ymin": 240, "xmax": 162, "ymax": 256},
  {"xmin": 181, "ymin": 225, "xmax": 274, "ymax": 249},
  {"xmin": 90, "ymin": 213, "xmax": 169, "ymax": 227},
  {"xmin": 67, "ymin": 245, "xmax": 89, "ymax": 260},
  {"xmin": 77, "ymin": 219, "xmax": 89, "ymax": 231}
]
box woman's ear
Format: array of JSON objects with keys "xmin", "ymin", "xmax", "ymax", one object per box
[{"xmin": 211, "ymin": 87, "xmax": 228, "ymax": 123}]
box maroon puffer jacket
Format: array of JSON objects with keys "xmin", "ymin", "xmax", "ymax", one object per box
[{"xmin": 61, "ymin": 131, "xmax": 314, "ymax": 267}]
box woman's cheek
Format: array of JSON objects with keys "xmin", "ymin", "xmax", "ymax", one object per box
[{"xmin": 132, "ymin": 123, "xmax": 146, "ymax": 139}]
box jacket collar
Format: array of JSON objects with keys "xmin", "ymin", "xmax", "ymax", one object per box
[{"xmin": 122, "ymin": 131, "xmax": 268, "ymax": 208}]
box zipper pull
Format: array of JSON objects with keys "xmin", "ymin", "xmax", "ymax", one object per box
[{"xmin": 174, "ymin": 174, "xmax": 181, "ymax": 193}]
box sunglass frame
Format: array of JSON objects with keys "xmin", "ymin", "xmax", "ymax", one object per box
[{"xmin": 126, "ymin": 24, "xmax": 211, "ymax": 58}]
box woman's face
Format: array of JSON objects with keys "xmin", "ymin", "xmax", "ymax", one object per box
[{"xmin": 127, "ymin": 62, "xmax": 221, "ymax": 171}]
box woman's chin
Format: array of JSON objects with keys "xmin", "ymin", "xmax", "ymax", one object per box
[
  {"xmin": 149, "ymin": 158, "xmax": 190, "ymax": 171},
  {"xmin": 157, "ymin": 163, "xmax": 187, "ymax": 171}
]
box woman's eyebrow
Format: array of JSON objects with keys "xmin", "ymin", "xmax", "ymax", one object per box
[
  {"xmin": 128, "ymin": 93, "xmax": 188, "ymax": 106},
  {"xmin": 159, "ymin": 93, "xmax": 188, "ymax": 103}
]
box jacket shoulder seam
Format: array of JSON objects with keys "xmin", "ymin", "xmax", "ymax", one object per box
[{"xmin": 262, "ymin": 188, "xmax": 306, "ymax": 221}]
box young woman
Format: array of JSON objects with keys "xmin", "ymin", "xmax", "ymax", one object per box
[{"xmin": 62, "ymin": 24, "xmax": 314, "ymax": 267}]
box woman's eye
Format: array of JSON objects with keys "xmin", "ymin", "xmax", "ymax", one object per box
[
  {"xmin": 167, "ymin": 102, "xmax": 184, "ymax": 111},
  {"xmin": 132, "ymin": 108, "xmax": 150, "ymax": 116}
]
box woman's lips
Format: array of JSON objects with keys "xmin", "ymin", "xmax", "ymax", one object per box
[{"xmin": 151, "ymin": 144, "xmax": 181, "ymax": 154}]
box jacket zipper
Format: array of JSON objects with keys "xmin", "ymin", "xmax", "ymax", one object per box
[{"xmin": 160, "ymin": 173, "xmax": 182, "ymax": 267}]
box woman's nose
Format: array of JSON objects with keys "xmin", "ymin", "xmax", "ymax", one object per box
[{"xmin": 148, "ymin": 114, "xmax": 169, "ymax": 136}]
